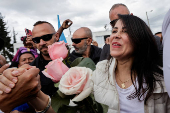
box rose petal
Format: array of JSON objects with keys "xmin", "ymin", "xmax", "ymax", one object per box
[
  {"xmin": 59, "ymin": 67, "xmax": 93, "ymax": 95},
  {"xmin": 72, "ymin": 87, "xmax": 93, "ymax": 102},
  {"xmin": 48, "ymin": 41, "xmax": 68, "ymax": 60},
  {"xmin": 42, "ymin": 71, "xmax": 58, "ymax": 82},
  {"xmin": 59, "ymin": 67, "xmax": 87, "ymax": 95}
]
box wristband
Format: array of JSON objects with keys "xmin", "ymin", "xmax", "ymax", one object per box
[{"xmin": 36, "ymin": 95, "xmax": 51, "ymax": 113}]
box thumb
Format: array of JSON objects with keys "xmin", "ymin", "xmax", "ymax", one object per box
[{"xmin": 0, "ymin": 64, "xmax": 10, "ymax": 74}]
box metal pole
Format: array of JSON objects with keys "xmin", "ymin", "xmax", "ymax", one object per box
[
  {"xmin": 146, "ymin": 12, "xmax": 150, "ymax": 28},
  {"xmin": 69, "ymin": 27, "xmax": 71, "ymax": 35}
]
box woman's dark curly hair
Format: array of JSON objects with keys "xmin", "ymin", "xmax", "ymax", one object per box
[{"xmin": 107, "ymin": 14, "xmax": 163, "ymax": 104}]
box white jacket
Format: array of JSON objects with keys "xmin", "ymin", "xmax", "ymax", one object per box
[
  {"xmin": 162, "ymin": 9, "xmax": 170, "ymax": 97},
  {"xmin": 92, "ymin": 58, "xmax": 170, "ymax": 113}
]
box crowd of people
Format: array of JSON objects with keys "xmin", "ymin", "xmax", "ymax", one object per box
[{"xmin": 0, "ymin": 3, "xmax": 169, "ymax": 113}]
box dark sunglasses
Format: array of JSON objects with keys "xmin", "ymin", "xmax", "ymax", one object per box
[
  {"xmin": 71, "ymin": 37, "xmax": 88, "ymax": 44},
  {"xmin": 32, "ymin": 33, "xmax": 55, "ymax": 44},
  {"xmin": 110, "ymin": 19, "xmax": 118, "ymax": 27}
]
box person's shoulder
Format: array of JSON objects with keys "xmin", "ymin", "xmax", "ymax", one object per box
[
  {"xmin": 91, "ymin": 45, "xmax": 102, "ymax": 56},
  {"xmin": 92, "ymin": 60, "xmax": 108, "ymax": 82},
  {"xmin": 91, "ymin": 45, "xmax": 102, "ymax": 51},
  {"xmin": 95, "ymin": 60, "xmax": 108, "ymax": 71},
  {"xmin": 68, "ymin": 51, "xmax": 79, "ymax": 61},
  {"xmin": 103, "ymin": 44, "xmax": 110, "ymax": 49}
]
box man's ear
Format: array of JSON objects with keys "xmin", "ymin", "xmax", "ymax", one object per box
[
  {"xmin": 87, "ymin": 37, "xmax": 92, "ymax": 45},
  {"xmin": 55, "ymin": 32, "xmax": 59, "ymax": 42}
]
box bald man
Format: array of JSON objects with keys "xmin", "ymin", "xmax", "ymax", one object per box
[
  {"xmin": 99, "ymin": 3, "xmax": 130, "ymax": 61},
  {"xmin": 69, "ymin": 27, "xmax": 102, "ymax": 64}
]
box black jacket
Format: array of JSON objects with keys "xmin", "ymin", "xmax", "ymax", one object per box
[
  {"xmin": 99, "ymin": 44, "xmax": 110, "ymax": 61},
  {"xmin": 30, "ymin": 54, "xmax": 57, "ymax": 96},
  {"xmin": 69, "ymin": 45, "xmax": 102, "ymax": 64}
]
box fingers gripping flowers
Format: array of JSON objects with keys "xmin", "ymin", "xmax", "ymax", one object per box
[{"xmin": 59, "ymin": 67, "xmax": 93, "ymax": 102}]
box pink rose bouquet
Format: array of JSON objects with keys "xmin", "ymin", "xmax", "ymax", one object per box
[
  {"xmin": 42, "ymin": 41, "xmax": 69, "ymax": 82},
  {"xmin": 49, "ymin": 58, "xmax": 107, "ymax": 113},
  {"xmin": 59, "ymin": 67, "xmax": 93, "ymax": 101}
]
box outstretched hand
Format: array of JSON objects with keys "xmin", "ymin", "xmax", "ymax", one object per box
[
  {"xmin": 26, "ymin": 35, "xmax": 37, "ymax": 49},
  {"xmin": 62, "ymin": 19, "xmax": 73, "ymax": 29}
]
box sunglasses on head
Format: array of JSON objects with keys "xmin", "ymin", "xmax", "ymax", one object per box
[
  {"xmin": 110, "ymin": 19, "xmax": 118, "ymax": 27},
  {"xmin": 32, "ymin": 33, "xmax": 55, "ymax": 44},
  {"xmin": 71, "ymin": 37, "xmax": 88, "ymax": 44}
]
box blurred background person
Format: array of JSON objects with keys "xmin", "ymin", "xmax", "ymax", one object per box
[
  {"xmin": 155, "ymin": 32, "xmax": 162, "ymax": 43},
  {"xmin": 10, "ymin": 47, "xmax": 38, "ymax": 68},
  {"xmin": 92, "ymin": 40, "xmax": 98, "ymax": 47},
  {"xmin": 100, "ymin": 3, "xmax": 130, "ymax": 61}
]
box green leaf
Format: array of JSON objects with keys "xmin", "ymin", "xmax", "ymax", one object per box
[
  {"xmin": 51, "ymin": 92, "xmax": 70, "ymax": 113},
  {"xmin": 57, "ymin": 90, "xmax": 68, "ymax": 98},
  {"xmin": 63, "ymin": 53, "xmax": 72, "ymax": 68},
  {"xmin": 71, "ymin": 57, "xmax": 96, "ymax": 71},
  {"xmin": 54, "ymin": 82, "xmax": 60, "ymax": 88},
  {"xmin": 89, "ymin": 94, "xmax": 109, "ymax": 113},
  {"xmin": 100, "ymin": 103, "xmax": 109, "ymax": 113},
  {"xmin": 71, "ymin": 57, "xmax": 84, "ymax": 67}
]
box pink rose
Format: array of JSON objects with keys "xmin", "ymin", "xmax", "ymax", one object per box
[
  {"xmin": 48, "ymin": 41, "xmax": 68, "ymax": 60},
  {"xmin": 42, "ymin": 58, "xmax": 69, "ymax": 82},
  {"xmin": 59, "ymin": 67, "xmax": 93, "ymax": 102}
]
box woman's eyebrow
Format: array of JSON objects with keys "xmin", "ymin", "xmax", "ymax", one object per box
[{"xmin": 113, "ymin": 27, "xmax": 118, "ymax": 29}]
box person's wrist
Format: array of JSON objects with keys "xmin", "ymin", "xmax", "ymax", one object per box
[
  {"xmin": 61, "ymin": 25, "xmax": 66, "ymax": 29},
  {"xmin": 35, "ymin": 95, "xmax": 51, "ymax": 113},
  {"xmin": 28, "ymin": 91, "xmax": 49, "ymax": 111}
]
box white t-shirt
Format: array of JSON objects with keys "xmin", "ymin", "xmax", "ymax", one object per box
[
  {"xmin": 116, "ymin": 83, "xmax": 144, "ymax": 113},
  {"xmin": 0, "ymin": 110, "xmax": 4, "ymax": 113}
]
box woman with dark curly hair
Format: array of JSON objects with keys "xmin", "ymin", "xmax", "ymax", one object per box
[{"xmin": 92, "ymin": 14, "xmax": 170, "ymax": 113}]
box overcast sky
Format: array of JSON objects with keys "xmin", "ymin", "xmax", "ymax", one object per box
[{"xmin": 0, "ymin": 0, "xmax": 169, "ymax": 43}]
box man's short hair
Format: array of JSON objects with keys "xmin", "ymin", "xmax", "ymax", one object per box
[
  {"xmin": 109, "ymin": 3, "xmax": 130, "ymax": 13},
  {"xmin": 155, "ymin": 32, "xmax": 162, "ymax": 35},
  {"xmin": 33, "ymin": 21, "xmax": 55, "ymax": 29},
  {"xmin": 104, "ymin": 35, "xmax": 110, "ymax": 41}
]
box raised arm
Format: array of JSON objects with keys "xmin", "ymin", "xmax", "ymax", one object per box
[{"xmin": 57, "ymin": 19, "xmax": 73, "ymax": 37}]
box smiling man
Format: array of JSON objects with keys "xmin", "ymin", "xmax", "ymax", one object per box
[
  {"xmin": 30, "ymin": 20, "xmax": 72, "ymax": 96},
  {"xmin": 69, "ymin": 27, "xmax": 102, "ymax": 64}
]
